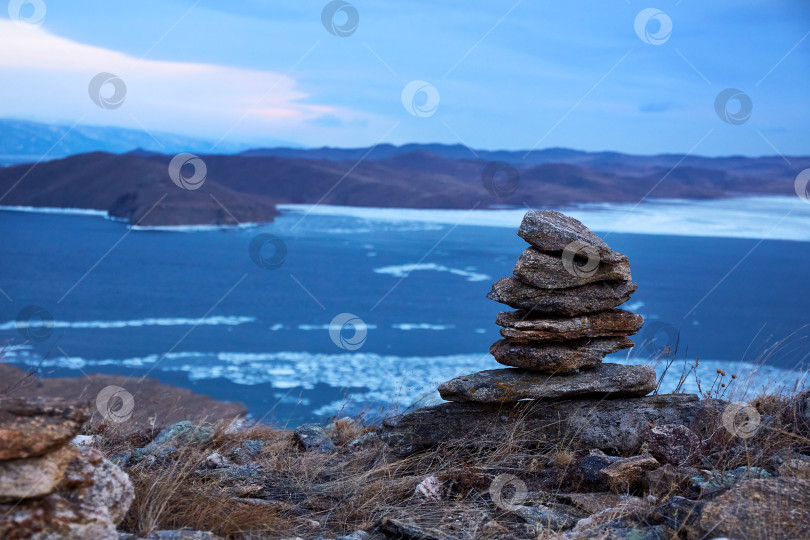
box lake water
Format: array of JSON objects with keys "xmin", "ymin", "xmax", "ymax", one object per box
[{"xmin": 2, "ymin": 196, "xmax": 809, "ymax": 425}]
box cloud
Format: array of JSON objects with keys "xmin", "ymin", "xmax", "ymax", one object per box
[{"xmin": 0, "ymin": 19, "xmax": 373, "ymax": 145}]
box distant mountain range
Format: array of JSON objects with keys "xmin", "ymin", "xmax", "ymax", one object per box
[
  {"xmin": 0, "ymin": 119, "xmax": 297, "ymax": 166},
  {"xmin": 0, "ymin": 139, "xmax": 806, "ymax": 226}
]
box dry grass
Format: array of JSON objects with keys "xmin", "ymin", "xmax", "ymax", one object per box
[{"xmin": 84, "ymin": 369, "xmax": 810, "ymax": 540}]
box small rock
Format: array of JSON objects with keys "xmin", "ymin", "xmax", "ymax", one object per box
[
  {"xmin": 294, "ymin": 424, "xmax": 336, "ymax": 454},
  {"xmin": 598, "ymin": 454, "xmax": 660, "ymax": 493},
  {"xmin": 232, "ymin": 484, "xmax": 263, "ymax": 498},
  {"xmin": 348, "ymin": 432, "xmax": 377, "ymax": 447},
  {"xmin": 415, "ymin": 475, "xmax": 443, "ymax": 501},
  {"xmin": 71, "ymin": 434, "xmax": 101, "ymax": 448},
  {"xmin": 337, "ymin": 531, "xmax": 370, "ymax": 540},
  {"xmin": 691, "ymin": 466, "xmax": 772, "ymax": 496},
  {"xmin": 642, "ymin": 423, "xmax": 699, "ymax": 465},
  {"xmin": 515, "ymin": 502, "xmax": 585, "ymax": 530},
  {"xmin": 438, "ymin": 363, "xmax": 656, "ymax": 404},
  {"xmin": 578, "ymin": 449, "xmax": 621, "ymax": 486},
  {"xmin": 203, "ymin": 452, "xmax": 230, "ymax": 469}
]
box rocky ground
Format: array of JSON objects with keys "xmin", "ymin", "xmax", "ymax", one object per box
[{"xmin": 1, "ymin": 381, "xmax": 809, "ymax": 539}]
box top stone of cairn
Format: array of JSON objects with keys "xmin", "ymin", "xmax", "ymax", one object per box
[{"xmin": 517, "ymin": 210, "xmax": 625, "ymax": 264}]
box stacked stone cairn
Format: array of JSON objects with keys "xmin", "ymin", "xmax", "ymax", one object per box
[{"xmin": 438, "ymin": 210, "xmax": 655, "ymax": 403}]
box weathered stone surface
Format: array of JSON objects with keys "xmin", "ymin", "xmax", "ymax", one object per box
[
  {"xmin": 381, "ymin": 394, "xmax": 704, "ymax": 455},
  {"xmin": 294, "ymin": 424, "xmax": 336, "ymax": 454},
  {"xmin": 598, "ymin": 454, "xmax": 660, "ymax": 493},
  {"xmin": 697, "ymin": 477, "xmax": 810, "ymax": 540},
  {"xmin": 557, "ymin": 492, "xmax": 643, "ymax": 515},
  {"xmin": 0, "ymin": 447, "xmax": 134, "ymax": 539},
  {"xmin": 577, "ymin": 450, "xmax": 621, "ymax": 486},
  {"xmin": 644, "ymin": 464, "xmax": 699, "ymax": 497},
  {"xmin": 438, "ymin": 364, "xmax": 656, "ymax": 404},
  {"xmin": 515, "ymin": 502, "xmax": 585, "ymax": 530},
  {"xmin": 642, "ymin": 423, "xmax": 699, "ymax": 466},
  {"xmin": 653, "ymin": 496, "xmax": 703, "ymax": 535},
  {"xmin": 0, "ymin": 396, "xmax": 90, "ymax": 460},
  {"xmin": 0, "ymin": 444, "xmax": 77, "ymax": 502},
  {"xmin": 490, "ymin": 337, "xmax": 634, "ymax": 372},
  {"xmin": 516, "ymin": 210, "xmax": 625, "ymax": 264},
  {"xmin": 487, "ymin": 277, "xmax": 637, "ymax": 316},
  {"xmin": 513, "ymin": 247, "xmax": 631, "ymax": 289},
  {"xmin": 496, "ymin": 309, "xmax": 643, "ymax": 342},
  {"xmin": 135, "ymin": 421, "xmax": 216, "ymax": 460},
  {"xmin": 690, "ymin": 466, "xmax": 772, "ymax": 497}
]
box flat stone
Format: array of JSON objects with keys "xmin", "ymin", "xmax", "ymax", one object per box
[
  {"xmin": 487, "ymin": 277, "xmax": 637, "ymax": 316},
  {"xmin": 496, "ymin": 309, "xmax": 643, "ymax": 342},
  {"xmin": 577, "ymin": 449, "xmax": 622, "ymax": 486},
  {"xmin": 381, "ymin": 394, "xmax": 704, "ymax": 456},
  {"xmin": 0, "ymin": 445, "xmax": 78, "ymax": 502},
  {"xmin": 516, "ymin": 210, "xmax": 624, "ymax": 263},
  {"xmin": 598, "ymin": 454, "xmax": 660, "ymax": 493},
  {"xmin": 697, "ymin": 478, "xmax": 810, "ymax": 540},
  {"xmin": 557, "ymin": 492, "xmax": 643, "ymax": 515},
  {"xmin": 0, "ymin": 397, "xmax": 90, "ymax": 460},
  {"xmin": 438, "ymin": 363, "xmax": 656, "ymax": 403},
  {"xmin": 490, "ymin": 337, "xmax": 634, "ymax": 372},
  {"xmin": 513, "ymin": 247, "xmax": 631, "ymax": 289}
]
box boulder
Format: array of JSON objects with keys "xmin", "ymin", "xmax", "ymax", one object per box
[
  {"xmin": 437, "ymin": 364, "xmax": 656, "ymax": 404},
  {"xmin": 381, "ymin": 394, "xmax": 704, "ymax": 455},
  {"xmin": 0, "ymin": 444, "xmax": 77, "ymax": 502},
  {"xmin": 294, "ymin": 424, "xmax": 336, "ymax": 454},
  {"xmin": 0, "ymin": 447, "xmax": 134, "ymax": 539},
  {"xmin": 496, "ymin": 309, "xmax": 643, "ymax": 342},
  {"xmin": 516, "ymin": 210, "xmax": 625, "ymax": 264},
  {"xmin": 697, "ymin": 477, "xmax": 810, "ymax": 540},
  {"xmin": 597, "ymin": 454, "xmax": 660, "ymax": 493},
  {"xmin": 490, "ymin": 337, "xmax": 634, "ymax": 372},
  {"xmin": 642, "ymin": 423, "xmax": 699, "ymax": 465},
  {"xmin": 0, "ymin": 396, "xmax": 90, "ymax": 460},
  {"xmin": 135, "ymin": 421, "xmax": 215, "ymax": 459},
  {"xmin": 487, "ymin": 277, "xmax": 637, "ymax": 316},
  {"xmin": 513, "ymin": 247, "xmax": 631, "ymax": 289}
]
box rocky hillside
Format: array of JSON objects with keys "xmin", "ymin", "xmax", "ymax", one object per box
[{"xmin": 0, "ymin": 145, "xmax": 807, "ymax": 226}]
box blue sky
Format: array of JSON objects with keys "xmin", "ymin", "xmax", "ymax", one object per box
[{"xmin": 2, "ymin": 0, "xmax": 808, "ymax": 155}]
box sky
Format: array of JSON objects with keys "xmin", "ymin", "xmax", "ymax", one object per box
[{"xmin": 1, "ymin": 0, "xmax": 809, "ymax": 155}]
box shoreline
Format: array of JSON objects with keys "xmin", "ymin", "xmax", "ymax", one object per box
[{"xmin": 2, "ymin": 195, "xmax": 809, "ymax": 241}]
